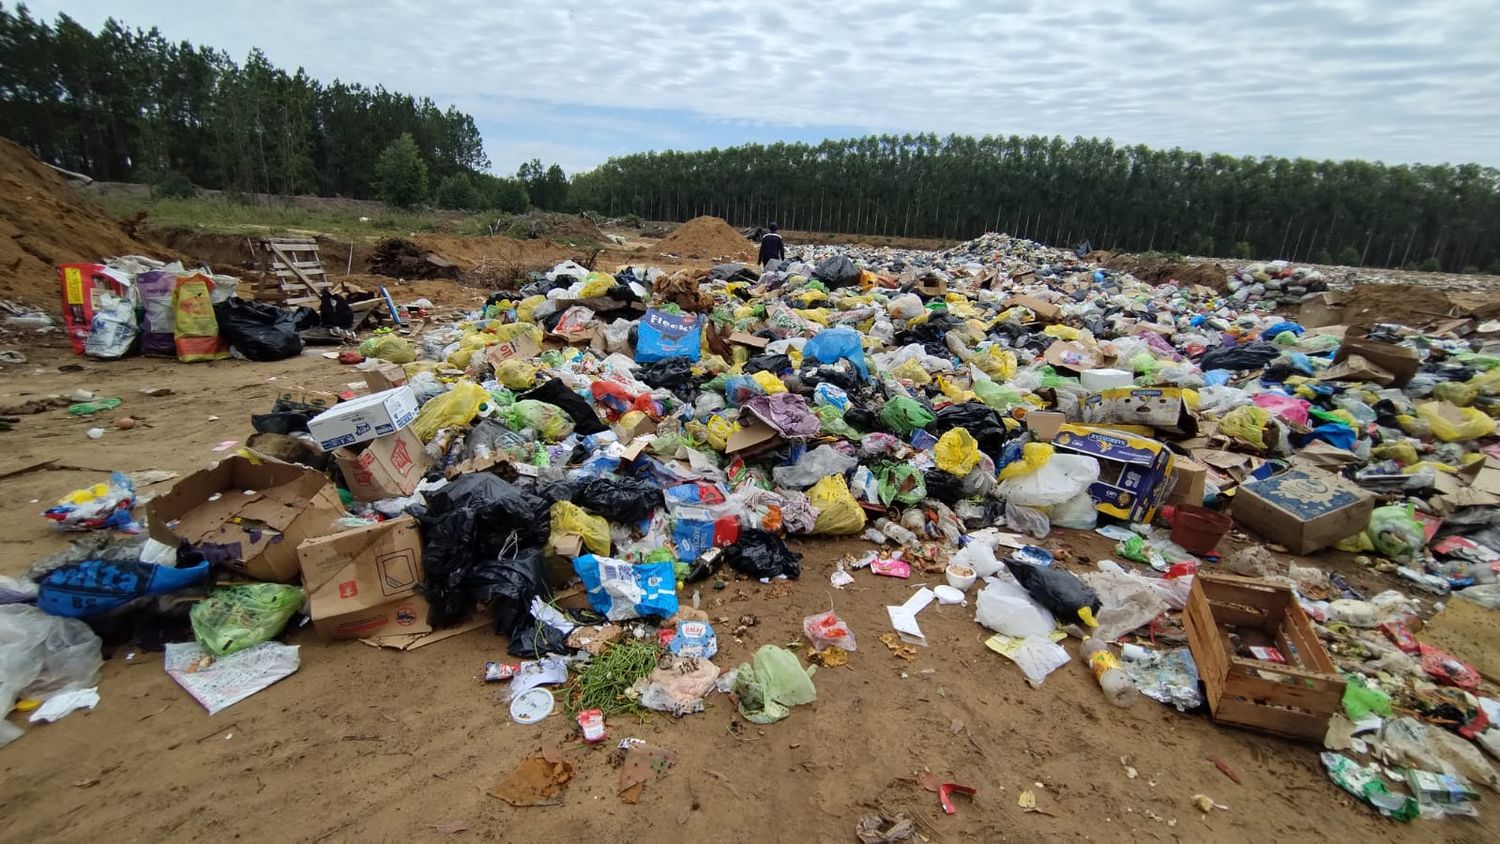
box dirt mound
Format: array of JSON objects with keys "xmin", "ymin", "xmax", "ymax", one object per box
[
  {"xmin": 0, "ymin": 138, "xmax": 169, "ymax": 308},
  {"xmin": 653, "ymin": 216, "xmax": 752, "ymax": 260},
  {"xmin": 369, "ymin": 237, "xmax": 461, "ymax": 280},
  {"xmin": 1342, "ymin": 283, "xmax": 1461, "ymax": 330},
  {"xmin": 1103, "ymin": 253, "xmax": 1229, "ymax": 291},
  {"xmin": 498, "ymin": 211, "xmax": 605, "ymax": 244}
]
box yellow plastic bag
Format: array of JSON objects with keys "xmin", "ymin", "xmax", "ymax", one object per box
[
  {"xmin": 411, "ymin": 381, "xmax": 488, "ymax": 441},
  {"xmin": 1417, "ymin": 401, "xmax": 1495, "ymax": 442},
  {"xmin": 705, "ymin": 415, "xmax": 739, "ymax": 451},
  {"xmin": 1219, "ymin": 405, "xmax": 1271, "ymax": 450},
  {"xmin": 358, "ymin": 333, "xmax": 416, "ymax": 364},
  {"xmin": 1043, "ymin": 325, "xmax": 1082, "ymax": 341},
  {"xmin": 1372, "ymin": 442, "xmax": 1419, "ymax": 465},
  {"xmin": 496, "ymin": 359, "xmax": 537, "ymax": 390},
  {"xmin": 750, "ymin": 370, "xmax": 787, "ymax": 395},
  {"xmin": 808, "ymin": 475, "xmax": 866, "ymax": 535},
  {"xmin": 515, "ymin": 295, "xmax": 547, "ymax": 324},
  {"xmin": 490, "ymin": 321, "xmax": 541, "ymax": 345},
  {"xmin": 794, "ymin": 308, "xmax": 831, "ymax": 326},
  {"xmin": 550, "ymin": 501, "xmax": 610, "ymax": 557},
  {"xmin": 1334, "ymin": 531, "xmax": 1374, "ymax": 553},
  {"xmin": 974, "ymin": 346, "xmax": 1017, "ymax": 381},
  {"xmin": 935, "ymin": 375, "xmax": 974, "ymax": 403},
  {"xmin": 578, "ymin": 271, "xmax": 615, "ymax": 298},
  {"xmin": 1432, "ymin": 380, "xmax": 1478, "ymax": 407},
  {"xmin": 999, "ymin": 442, "xmax": 1053, "ymax": 480},
  {"xmin": 891, "ymin": 359, "xmax": 933, "ymax": 386},
  {"xmin": 935, "ymin": 429, "xmax": 981, "ymax": 476}
]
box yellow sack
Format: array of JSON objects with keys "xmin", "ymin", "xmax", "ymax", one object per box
[
  {"xmin": 578, "ymin": 271, "xmax": 615, "ymax": 298},
  {"xmin": 705, "ymin": 415, "xmax": 739, "ymax": 451},
  {"xmin": 999, "ymin": 442, "xmax": 1053, "ymax": 480},
  {"xmin": 1043, "ymin": 325, "xmax": 1082, "ymax": 341},
  {"xmin": 1432, "ymin": 381, "xmax": 1479, "ymax": 408},
  {"xmin": 793, "ymin": 290, "xmax": 828, "ymax": 306},
  {"xmin": 750, "ymin": 370, "xmax": 787, "ymax": 395},
  {"xmin": 1335, "ymin": 531, "xmax": 1375, "ymax": 553},
  {"xmin": 490, "ymin": 321, "xmax": 542, "ymax": 345},
  {"xmin": 411, "ymin": 381, "xmax": 489, "ymax": 441},
  {"xmin": 974, "ymin": 346, "xmax": 1017, "ymax": 381},
  {"xmin": 550, "ymin": 501, "xmax": 610, "ymax": 557},
  {"xmin": 358, "ymin": 333, "xmax": 416, "ymax": 364},
  {"xmin": 891, "ymin": 359, "xmax": 932, "ymax": 386},
  {"xmin": 935, "ymin": 429, "xmax": 981, "ymax": 476},
  {"xmin": 794, "ymin": 308, "xmax": 831, "ymax": 326},
  {"xmin": 171, "ymin": 276, "xmax": 229, "ymax": 362},
  {"xmin": 515, "ymin": 295, "xmax": 547, "ymax": 324},
  {"xmin": 1417, "ymin": 401, "xmax": 1495, "ymax": 442},
  {"xmin": 935, "ymin": 375, "xmax": 973, "ymax": 403},
  {"xmin": 1472, "ymin": 368, "xmax": 1500, "ymax": 396},
  {"xmin": 809, "ymin": 475, "xmax": 866, "ymax": 535},
  {"xmin": 1219, "ymin": 405, "xmax": 1271, "ymax": 450},
  {"xmin": 1372, "ymin": 442, "xmax": 1419, "ymax": 465},
  {"xmin": 496, "ymin": 359, "xmax": 537, "ymax": 390}
]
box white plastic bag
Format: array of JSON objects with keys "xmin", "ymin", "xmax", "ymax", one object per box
[
  {"xmin": 1080, "ymin": 570, "xmax": 1170, "ymax": 641},
  {"xmin": 1050, "ymin": 491, "xmax": 1098, "ymax": 529},
  {"xmin": 951, "ymin": 541, "xmax": 1004, "ymax": 578},
  {"xmin": 886, "ymin": 293, "xmax": 925, "ymax": 320},
  {"xmin": 1005, "ymin": 501, "xmax": 1051, "ymax": 539},
  {"xmin": 975, "ymin": 579, "xmax": 1055, "ymax": 637},
  {"xmin": 0, "ymin": 605, "xmax": 103, "ymax": 746},
  {"xmin": 996, "ymin": 454, "xmax": 1100, "ymax": 507}
]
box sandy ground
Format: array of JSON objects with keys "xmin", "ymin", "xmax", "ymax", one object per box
[{"xmin": 0, "ymin": 325, "xmax": 1495, "ymax": 844}]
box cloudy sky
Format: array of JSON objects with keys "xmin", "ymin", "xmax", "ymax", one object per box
[{"xmin": 25, "ymin": 0, "xmax": 1500, "ymax": 174}]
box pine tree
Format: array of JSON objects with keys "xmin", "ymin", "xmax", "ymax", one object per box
[{"xmin": 374, "ymin": 133, "xmax": 428, "ymax": 208}]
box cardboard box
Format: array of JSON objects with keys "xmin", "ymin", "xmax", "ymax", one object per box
[
  {"xmin": 333, "ymin": 426, "xmax": 428, "ymax": 501},
  {"xmin": 1167, "ymin": 457, "xmax": 1208, "ymax": 506},
  {"xmin": 273, "ymin": 387, "xmax": 340, "ymax": 413},
  {"xmin": 728, "ymin": 331, "xmax": 770, "ymax": 350},
  {"xmin": 1082, "ymin": 387, "xmax": 1198, "ymax": 437},
  {"xmin": 1003, "ymin": 294, "xmax": 1061, "ymax": 322},
  {"xmin": 307, "ymin": 385, "xmax": 419, "ymax": 452},
  {"xmin": 914, "ymin": 278, "xmax": 948, "ymax": 298},
  {"xmin": 362, "ymin": 362, "xmax": 408, "ymax": 393},
  {"xmin": 1232, "ymin": 466, "xmax": 1374, "ymax": 554},
  {"xmin": 484, "ymin": 335, "xmax": 542, "ymax": 368},
  {"xmin": 1052, "ymin": 424, "xmax": 1176, "ymax": 522},
  {"xmin": 297, "ymin": 516, "xmax": 430, "ymax": 641},
  {"xmin": 147, "ymin": 456, "xmax": 346, "ymax": 583},
  {"xmin": 725, "ymin": 420, "xmax": 783, "ymax": 456},
  {"xmin": 1332, "ymin": 336, "xmax": 1419, "ymax": 387},
  {"xmin": 1043, "ymin": 340, "xmax": 1102, "ymax": 371},
  {"xmin": 1298, "ymin": 293, "xmax": 1347, "ymax": 329},
  {"xmin": 1024, "ymin": 410, "xmax": 1067, "ymax": 439}
]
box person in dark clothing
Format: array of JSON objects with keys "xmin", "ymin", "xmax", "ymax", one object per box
[{"xmin": 758, "ymin": 222, "xmax": 786, "ymax": 266}]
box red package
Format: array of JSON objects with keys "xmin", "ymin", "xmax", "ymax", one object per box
[
  {"xmin": 59, "ymin": 263, "xmax": 131, "ymax": 355},
  {"xmin": 1379, "ymin": 620, "xmax": 1420, "ymax": 654},
  {"xmin": 1418, "ymin": 643, "xmax": 1481, "ymax": 691}
]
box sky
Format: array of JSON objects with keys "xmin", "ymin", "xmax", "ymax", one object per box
[{"xmin": 22, "ymin": 0, "xmax": 1500, "ymax": 174}]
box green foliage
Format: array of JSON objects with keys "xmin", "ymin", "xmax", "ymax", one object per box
[
  {"xmin": 150, "ymin": 170, "xmax": 196, "ymax": 199},
  {"xmin": 375, "ymin": 134, "xmax": 429, "ymax": 208},
  {"xmin": 434, "ymin": 172, "xmax": 480, "ymax": 210},
  {"xmin": 1231, "ymin": 241, "xmax": 1253, "ymax": 259},
  {"xmin": 1337, "ymin": 246, "xmax": 1362, "ymax": 266},
  {"xmin": 1311, "ymin": 248, "xmax": 1333, "ymax": 265},
  {"xmin": 1419, "ymin": 257, "xmax": 1441, "ymax": 272},
  {"xmin": 518, "ymin": 159, "xmax": 570, "ymax": 210},
  {"xmin": 1462, "ymin": 266, "xmax": 1481, "ymax": 275},
  {"xmin": 474, "ymin": 172, "xmax": 529, "ymax": 213}
]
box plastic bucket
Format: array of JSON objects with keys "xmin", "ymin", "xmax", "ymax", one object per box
[{"xmin": 1170, "ymin": 505, "xmax": 1233, "ymax": 555}]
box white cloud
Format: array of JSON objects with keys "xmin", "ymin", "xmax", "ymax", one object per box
[{"xmin": 25, "ymin": 0, "xmax": 1500, "ymax": 168}]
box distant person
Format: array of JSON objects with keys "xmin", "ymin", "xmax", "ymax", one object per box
[{"xmin": 758, "ymin": 222, "xmax": 786, "ymax": 266}]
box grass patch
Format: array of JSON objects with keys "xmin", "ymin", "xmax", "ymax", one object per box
[{"xmin": 93, "ymin": 193, "xmax": 487, "ymax": 240}]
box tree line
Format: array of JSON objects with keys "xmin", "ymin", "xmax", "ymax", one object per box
[
  {"xmin": 571, "ymin": 134, "xmax": 1500, "ymax": 272},
  {"xmin": 0, "ymin": 4, "xmax": 541, "ymax": 212}
]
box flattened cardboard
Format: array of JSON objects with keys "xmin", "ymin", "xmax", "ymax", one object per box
[
  {"xmin": 725, "ymin": 420, "xmax": 783, "ymax": 456},
  {"xmin": 361, "ymin": 617, "xmax": 488, "ymax": 651},
  {"xmin": 1298, "ymin": 293, "xmax": 1347, "ymax": 329},
  {"xmin": 1024, "ymin": 410, "xmax": 1066, "ymax": 440},
  {"xmin": 1317, "ymin": 354, "xmax": 1394, "ymax": 386},
  {"xmin": 1082, "ymin": 387, "xmax": 1198, "ymax": 437},
  {"xmin": 307, "ymin": 386, "xmax": 419, "ymax": 452},
  {"xmin": 297, "ymin": 516, "xmax": 429, "ymax": 641},
  {"xmin": 362, "ymin": 362, "xmax": 408, "ymax": 393},
  {"xmin": 1052, "ymin": 424, "xmax": 1176, "ymax": 522},
  {"xmin": 1333, "ymin": 336, "xmax": 1418, "ymax": 386},
  {"xmin": 1043, "ymin": 340, "xmax": 1102, "ymax": 371},
  {"xmin": 1232, "ymin": 466, "xmax": 1374, "ymax": 554},
  {"xmin": 728, "ymin": 331, "xmax": 770, "ymax": 350},
  {"xmin": 484, "ymin": 335, "xmax": 542, "ymax": 368},
  {"xmin": 333, "ymin": 426, "xmax": 428, "ymax": 501},
  {"xmin": 147, "ymin": 456, "xmax": 346, "ymax": 583},
  {"xmin": 1003, "ymin": 294, "xmax": 1061, "ymax": 322}
]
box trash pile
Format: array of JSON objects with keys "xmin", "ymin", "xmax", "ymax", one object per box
[{"xmin": 4, "ymin": 226, "xmax": 1498, "ymax": 822}]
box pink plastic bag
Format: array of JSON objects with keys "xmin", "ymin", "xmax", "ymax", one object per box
[
  {"xmin": 1252, "ymin": 392, "xmax": 1311, "ymax": 426},
  {"xmin": 803, "ymin": 610, "xmax": 857, "ymax": 651}
]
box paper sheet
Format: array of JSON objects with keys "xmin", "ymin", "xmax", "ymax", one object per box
[
  {"xmin": 165, "ymin": 641, "xmax": 300, "ymax": 715},
  {"xmin": 886, "ymin": 587, "xmax": 936, "ymax": 647}
]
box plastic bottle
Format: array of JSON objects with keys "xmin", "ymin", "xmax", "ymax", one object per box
[
  {"xmin": 1081, "ymin": 638, "xmax": 1139, "ymax": 708},
  {"xmin": 874, "ymin": 517, "xmax": 918, "ymax": 548}
]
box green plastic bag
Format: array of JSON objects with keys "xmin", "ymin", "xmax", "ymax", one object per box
[
  {"xmin": 1367, "ymin": 503, "xmax": 1425, "ymax": 561},
  {"xmin": 1342, "ymin": 674, "xmax": 1393, "ymax": 720},
  {"xmin": 973, "ymin": 373, "xmax": 1022, "ymax": 412},
  {"xmin": 878, "ymin": 395, "xmax": 934, "ymax": 436},
  {"xmin": 190, "ymin": 584, "xmax": 304, "ymax": 657},
  {"xmin": 500, "ymin": 399, "xmax": 576, "ymax": 442},
  {"xmin": 877, "ymin": 463, "xmax": 927, "ymax": 506},
  {"xmin": 733, "ymin": 645, "xmax": 817, "ymax": 724},
  {"xmin": 357, "ymin": 332, "xmax": 416, "ymax": 364},
  {"xmin": 815, "ymin": 404, "xmax": 864, "ymax": 441}
]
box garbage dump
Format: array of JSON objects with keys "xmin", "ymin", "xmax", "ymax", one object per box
[{"xmin": 6, "ymin": 224, "xmax": 1500, "ymax": 827}]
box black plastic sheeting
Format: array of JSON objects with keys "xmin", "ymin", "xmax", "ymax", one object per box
[
  {"xmin": 812, "ymin": 255, "xmax": 861, "ymax": 288},
  {"xmin": 927, "ymin": 401, "xmax": 1013, "ymax": 462},
  {"xmin": 1199, "ymin": 341, "xmax": 1281, "ymax": 372},
  {"xmin": 572, "ymin": 475, "xmax": 665, "ymax": 523},
  {"xmin": 723, "ymin": 529, "xmax": 802, "ymax": 579},
  {"xmin": 520, "ymin": 377, "xmax": 609, "ymax": 435}
]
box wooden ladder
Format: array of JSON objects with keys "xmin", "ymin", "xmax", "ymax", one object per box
[{"xmin": 255, "ymin": 237, "xmax": 331, "ymax": 306}]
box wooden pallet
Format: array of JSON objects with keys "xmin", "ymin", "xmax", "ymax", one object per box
[
  {"xmin": 1184, "ymin": 572, "xmax": 1346, "ymax": 742},
  {"xmin": 255, "ymin": 237, "xmax": 331, "ymax": 307}
]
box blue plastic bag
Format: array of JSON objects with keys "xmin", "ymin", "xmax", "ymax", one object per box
[
  {"xmin": 572, "ymin": 554, "xmax": 679, "ymax": 620},
  {"xmin": 38, "ymin": 559, "xmax": 211, "ymax": 618},
  {"xmin": 636, "ymin": 309, "xmax": 702, "ymax": 363},
  {"xmin": 803, "ymin": 328, "xmax": 869, "ymax": 379}
]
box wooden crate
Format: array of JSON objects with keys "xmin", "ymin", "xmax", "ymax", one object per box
[{"xmin": 1183, "ymin": 572, "xmax": 1346, "ymax": 742}]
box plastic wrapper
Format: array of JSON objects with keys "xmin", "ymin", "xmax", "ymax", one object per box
[
  {"xmin": 38, "ymin": 559, "xmax": 210, "ymax": 618},
  {"xmin": 189, "ymin": 584, "xmax": 304, "ymax": 657},
  {"xmin": 807, "ymin": 474, "xmax": 866, "ymax": 535},
  {"xmin": 733, "ymin": 644, "xmax": 817, "ymax": 724},
  {"xmin": 1121, "ymin": 647, "xmax": 1202, "ymax": 711},
  {"xmin": 803, "ymin": 610, "xmax": 857, "ymax": 651},
  {"xmin": 43, "ymin": 472, "xmax": 139, "ymax": 532}
]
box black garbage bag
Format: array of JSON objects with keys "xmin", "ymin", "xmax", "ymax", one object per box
[
  {"xmin": 251, "ymin": 411, "xmax": 310, "ymax": 435},
  {"xmin": 418, "ymin": 474, "xmax": 550, "ymax": 627},
  {"xmin": 709, "ymin": 262, "xmax": 758, "ymax": 282},
  {"xmin": 463, "ymin": 545, "xmax": 550, "ymax": 637},
  {"xmin": 507, "ymin": 619, "xmax": 572, "ymax": 658},
  {"xmin": 924, "ymin": 469, "xmax": 966, "ymax": 504},
  {"xmin": 213, "ymin": 298, "xmax": 303, "ymax": 361},
  {"xmin": 519, "ymin": 377, "xmax": 608, "ymax": 435},
  {"xmin": 813, "ymin": 255, "xmax": 862, "ymax": 288},
  {"xmin": 799, "ymin": 364, "xmax": 860, "ymax": 391},
  {"xmin": 746, "ymin": 353, "xmax": 792, "ymax": 375},
  {"xmin": 724, "ymin": 529, "xmax": 802, "ymax": 579},
  {"xmin": 1005, "ymin": 560, "xmax": 1101, "ymax": 628},
  {"xmin": 573, "ymin": 476, "xmax": 664, "ymax": 523},
  {"xmin": 844, "ymin": 406, "xmax": 878, "ymax": 431},
  {"xmin": 638, "ymin": 356, "xmax": 698, "ymax": 399},
  {"xmin": 1199, "ymin": 341, "xmax": 1281, "ymax": 372},
  {"xmin": 928, "ymin": 402, "xmax": 1012, "ymax": 461},
  {"xmin": 320, "ymin": 289, "xmax": 355, "ymax": 329},
  {"xmin": 291, "ymin": 305, "xmax": 321, "ymax": 332},
  {"xmin": 895, "ymin": 312, "xmax": 962, "ymax": 357}
]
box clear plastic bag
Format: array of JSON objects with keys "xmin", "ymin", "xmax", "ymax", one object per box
[
  {"xmin": 1005, "ymin": 501, "xmax": 1050, "ymax": 538},
  {"xmin": 1050, "ymin": 490, "xmax": 1098, "ymax": 529},
  {"xmin": 975, "ymin": 579, "xmax": 1056, "ymax": 637},
  {"xmin": 803, "ymin": 610, "xmax": 857, "ymax": 652},
  {"xmin": 358, "ymin": 332, "xmax": 416, "ymax": 364},
  {"xmin": 190, "ymin": 584, "xmax": 304, "ymax": 657},
  {"xmin": 997, "ymin": 452, "xmax": 1100, "ymax": 507},
  {"xmin": 772, "ymin": 445, "xmax": 858, "ymax": 489},
  {"xmin": 0, "ymin": 605, "xmax": 103, "ymax": 747}
]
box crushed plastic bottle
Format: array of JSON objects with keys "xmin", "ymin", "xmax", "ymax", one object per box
[{"xmin": 1082, "ymin": 637, "xmax": 1139, "ymax": 708}]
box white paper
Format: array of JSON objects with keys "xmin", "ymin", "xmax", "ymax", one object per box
[
  {"xmin": 886, "ymin": 587, "xmax": 936, "ymax": 647},
  {"xmin": 509, "ymin": 657, "xmax": 569, "ymax": 700},
  {"xmin": 165, "ymin": 642, "xmax": 300, "ymax": 715},
  {"xmin": 29, "ymin": 687, "xmax": 99, "ymax": 722},
  {"xmin": 530, "ymin": 598, "xmax": 578, "ymax": 635},
  {"xmin": 830, "ymin": 568, "xmax": 855, "ymax": 589}
]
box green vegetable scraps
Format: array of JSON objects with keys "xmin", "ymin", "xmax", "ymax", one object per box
[{"xmin": 564, "ymin": 639, "xmax": 661, "ymax": 717}]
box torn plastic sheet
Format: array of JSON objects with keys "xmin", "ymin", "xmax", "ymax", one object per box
[{"xmin": 1121, "ymin": 646, "xmax": 1202, "ymax": 711}]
